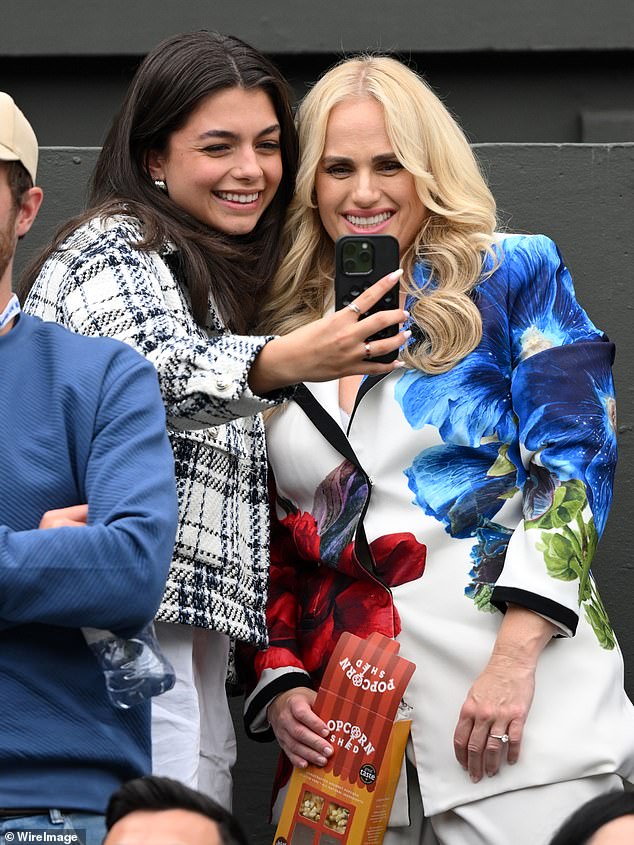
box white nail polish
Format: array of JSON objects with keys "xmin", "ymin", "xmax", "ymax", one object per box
[{"xmin": 388, "ymin": 269, "xmax": 404, "ymax": 281}]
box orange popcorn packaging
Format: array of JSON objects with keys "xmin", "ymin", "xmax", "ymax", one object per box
[{"xmin": 273, "ymin": 631, "xmax": 415, "ymax": 845}]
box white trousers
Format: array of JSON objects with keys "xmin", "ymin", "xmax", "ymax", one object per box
[
  {"xmin": 151, "ymin": 622, "xmax": 237, "ymax": 810},
  {"xmin": 384, "ymin": 762, "xmax": 623, "ymax": 845}
]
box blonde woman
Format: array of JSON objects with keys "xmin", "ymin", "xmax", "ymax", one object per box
[{"xmin": 242, "ymin": 56, "xmax": 634, "ymax": 844}]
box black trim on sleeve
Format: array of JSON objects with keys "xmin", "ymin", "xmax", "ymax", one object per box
[
  {"xmin": 491, "ymin": 586, "xmax": 579, "ymax": 635},
  {"xmin": 243, "ymin": 671, "xmax": 313, "ymax": 742}
]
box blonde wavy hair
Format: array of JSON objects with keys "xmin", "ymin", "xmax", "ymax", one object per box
[{"xmin": 258, "ymin": 55, "xmax": 500, "ymax": 373}]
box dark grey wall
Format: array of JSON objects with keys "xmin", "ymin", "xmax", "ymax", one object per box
[
  {"xmin": 14, "ymin": 142, "xmax": 634, "ymax": 841},
  {"xmin": 3, "ymin": 0, "xmax": 634, "ymax": 53},
  {"xmin": 3, "ymin": 1, "xmax": 634, "ymax": 146}
]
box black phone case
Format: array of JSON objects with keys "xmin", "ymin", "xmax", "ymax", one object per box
[{"xmin": 334, "ymin": 234, "xmax": 400, "ymax": 363}]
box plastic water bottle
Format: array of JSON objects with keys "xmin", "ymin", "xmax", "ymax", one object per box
[{"xmin": 82, "ymin": 622, "xmax": 176, "ymax": 709}]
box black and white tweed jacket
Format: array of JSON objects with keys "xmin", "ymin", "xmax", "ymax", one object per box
[{"xmin": 25, "ymin": 215, "xmax": 286, "ymax": 647}]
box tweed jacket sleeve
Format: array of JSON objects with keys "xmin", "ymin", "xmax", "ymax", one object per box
[{"xmin": 24, "ymin": 216, "xmax": 290, "ymax": 430}]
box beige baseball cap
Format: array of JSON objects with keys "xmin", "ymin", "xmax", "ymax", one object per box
[{"xmin": 0, "ymin": 92, "xmax": 38, "ymax": 183}]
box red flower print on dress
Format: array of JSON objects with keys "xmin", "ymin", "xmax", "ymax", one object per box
[{"xmin": 260, "ymin": 460, "xmax": 427, "ymax": 683}]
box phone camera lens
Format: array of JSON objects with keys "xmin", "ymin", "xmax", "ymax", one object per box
[
  {"xmin": 359, "ymin": 251, "xmax": 371, "ymax": 263},
  {"xmin": 343, "ymin": 242, "xmax": 356, "ymax": 258},
  {"xmin": 344, "ymin": 259, "xmax": 356, "ymax": 273}
]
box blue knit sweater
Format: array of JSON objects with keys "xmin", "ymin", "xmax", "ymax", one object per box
[{"xmin": 0, "ymin": 313, "xmax": 178, "ymax": 812}]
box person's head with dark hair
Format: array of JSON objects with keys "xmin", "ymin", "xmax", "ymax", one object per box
[
  {"xmin": 20, "ymin": 31, "xmax": 298, "ymax": 332},
  {"xmin": 93, "ymin": 30, "xmax": 297, "ymax": 227},
  {"xmin": 550, "ymin": 790, "xmax": 634, "ymax": 845},
  {"xmin": 104, "ymin": 776, "xmax": 249, "ymax": 845}
]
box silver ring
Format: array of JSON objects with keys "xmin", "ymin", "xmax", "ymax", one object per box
[
  {"xmin": 364, "ymin": 342, "xmax": 372, "ymax": 358},
  {"xmin": 347, "ymin": 302, "xmax": 362, "ymax": 315},
  {"xmin": 490, "ymin": 733, "xmax": 509, "ymax": 744}
]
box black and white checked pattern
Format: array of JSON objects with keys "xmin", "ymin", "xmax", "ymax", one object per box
[{"xmin": 25, "ymin": 215, "xmax": 286, "ymax": 646}]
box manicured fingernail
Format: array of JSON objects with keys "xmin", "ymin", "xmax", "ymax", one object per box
[
  {"xmin": 509, "ymin": 759, "xmax": 517, "ymax": 765},
  {"xmin": 388, "ymin": 269, "xmax": 404, "ymax": 281},
  {"xmin": 393, "ymin": 361, "xmax": 405, "ymax": 368},
  {"xmin": 299, "ymin": 760, "xmax": 307, "ymax": 769},
  {"xmin": 402, "ymin": 330, "xmax": 412, "ymax": 339},
  {"xmin": 470, "ymin": 774, "xmax": 480, "ymax": 783},
  {"xmin": 487, "ymin": 771, "xmax": 495, "ymax": 778},
  {"xmin": 316, "ymin": 756, "xmax": 327, "ymax": 766},
  {"xmin": 323, "ymin": 745, "xmax": 333, "ymax": 756},
  {"xmin": 403, "ymin": 310, "xmax": 410, "ymax": 318},
  {"xmin": 321, "ymin": 728, "xmax": 329, "ymax": 738}
]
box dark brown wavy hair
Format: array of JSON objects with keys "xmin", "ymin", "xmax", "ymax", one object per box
[{"xmin": 19, "ymin": 31, "xmax": 298, "ymax": 332}]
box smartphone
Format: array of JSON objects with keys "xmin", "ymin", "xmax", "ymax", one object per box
[{"xmin": 334, "ymin": 234, "xmax": 400, "ymax": 363}]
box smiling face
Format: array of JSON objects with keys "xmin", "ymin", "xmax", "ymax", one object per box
[
  {"xmin": 314, "ymin": 97, "xmax": 427, "ymax": 257},
  {"xmin": 148, "ymin": 86, "xmax": 283, "ymax": 236}
]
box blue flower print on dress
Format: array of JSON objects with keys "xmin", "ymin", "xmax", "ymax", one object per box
[
  {"xmin": 466, "ymin": 522, "xmax": 514, "ymax": 611},
  {"xmin": 398, "ymin": 235, "xmax": 615, "ymax": 629},
  {"xmin": 397, "ymin": 263, "xmax": 515, "ymax": 448},
  {"xmin": 396, "ymin": 236, "xmax": 603, "ymax": 451},
  {"xmin": 404, "ymin": 442, "xmax": 519, "ymax": 539},
  {"xmin": 522, "ymin": 463, "xmax": 560, "ymax": 522},
  {"xmin": 505, "ymin": 235, "xmax": 601, "ymax": 365},
  {"xmin": 513, "ymin": 339, "xmax": 616, "ymax": 536}
]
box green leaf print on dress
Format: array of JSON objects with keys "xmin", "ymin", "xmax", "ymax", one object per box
[{"xmin": 526, "ymin": 478, "xmax": 614, "ymax": 649}]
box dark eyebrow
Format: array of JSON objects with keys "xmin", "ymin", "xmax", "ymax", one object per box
[
  {"xmin": 198, "ymin": 124, "xmax": 281, "ymax": 141},
  {"xmin": 321, "ymin": 152, "xmax": 397, "ymax": 165},
  {"xmin": 321, "ymin": 155, "xmax": 353, "ymax": 166},
  {"xmin": 372, "ymin": 152, "xmax": 399, "ymax": 164}
]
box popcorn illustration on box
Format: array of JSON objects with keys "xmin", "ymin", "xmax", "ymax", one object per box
[{"xmin": 273, "ymin": 631, "xmax": 415, "ymax": 845}]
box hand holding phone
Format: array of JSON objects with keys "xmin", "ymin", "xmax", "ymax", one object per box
[
  {"xmin": 248, "ymin": 237, "xmax": 407, "ymax": 393},
  {"xmin": 335, "ymin": 235, "xmax": 401, "ymax": 363}
]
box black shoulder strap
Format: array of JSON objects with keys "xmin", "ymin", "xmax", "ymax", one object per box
[{"xmin": 293, "ymin": 383, "xmax": 362, "ymax": 468}]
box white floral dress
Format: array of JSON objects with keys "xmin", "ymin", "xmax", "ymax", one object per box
[{"xmin": 244, "ymin": 234, "xmax": 634, "ymax": 817}]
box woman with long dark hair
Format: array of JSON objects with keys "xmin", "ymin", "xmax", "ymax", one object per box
[{"xmin": 21, "ymin": 33, "xmax": 408, "ymax": 808}]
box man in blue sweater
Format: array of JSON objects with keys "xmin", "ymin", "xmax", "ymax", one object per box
[{"xmin": 0, "ymin": 93, "xmax": 179, "ymax": 843}]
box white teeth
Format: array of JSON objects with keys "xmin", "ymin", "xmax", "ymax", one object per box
[
  {"xmin": 216, "ymin": 192, "xmax": 260, "ymax": 203},
  {"xmin": 345, "ymin": 212, "xmax": 392, "ymax": 226}
]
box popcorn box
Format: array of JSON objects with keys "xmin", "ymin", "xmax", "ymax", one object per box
[{"xmin": 273, "ymin": 631, "xmax": 415, "ymax": 845}]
